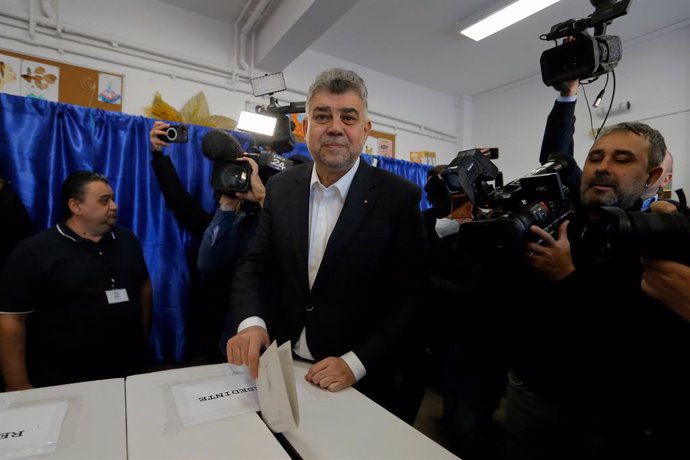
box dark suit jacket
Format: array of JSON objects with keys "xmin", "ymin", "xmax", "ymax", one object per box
[{"xmin": 231, "ymin": 159, "xmax": 428, "ymax": 380}]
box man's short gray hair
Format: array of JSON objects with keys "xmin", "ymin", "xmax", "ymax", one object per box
[
  {"xmin": 306, "ymin": 68, "xmax": 368, "ymax": 114},
  {"xmin": 598, "ymin": 122, "xmax": 667, "ymax": 169}
]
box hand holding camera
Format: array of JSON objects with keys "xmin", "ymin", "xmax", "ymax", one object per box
[
  {"xmin": 234, "ymin": 157, "xmax": 266, "ymax": 207},
  {"xmin": 150, "ymin": 120, "xmax": 188, "ymax": 151}
]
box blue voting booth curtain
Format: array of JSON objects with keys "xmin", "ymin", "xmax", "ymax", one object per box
[{"xmin": 0, "ymin": 93, "xmax": 431, "ymax": 364}]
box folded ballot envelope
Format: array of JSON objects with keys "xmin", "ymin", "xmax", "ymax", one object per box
[{"xmin": 256, "ymin": 341, "xmax": 299, "ymax": 432}]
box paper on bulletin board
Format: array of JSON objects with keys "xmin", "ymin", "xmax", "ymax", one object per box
[
  {"xmin": 377, "ymin": 138, "xmax": 394, "ymax": 157},
  {"xmin": 98, "ymin": 73, "xmax": 122, "ymax": 104},
  {"xmin": 20, "ymin": 59, "xmax": 60, "ymax": 102},
  {"xmin": 0, "ymin": 54, "xmax": 21, "ymax": 96},
  {"xmin": 0, "ymin": 400, "xmax": 68, "ymax": 459}
]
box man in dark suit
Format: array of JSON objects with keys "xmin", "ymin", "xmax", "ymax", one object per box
[{"xmin": 226, "ymin": 68, "xmax": 427, "ymax": 408}]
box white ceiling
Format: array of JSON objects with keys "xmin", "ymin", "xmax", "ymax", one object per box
[{"xmin": 158, "ymin": 0, "xmax": 690, "ymax": 98}]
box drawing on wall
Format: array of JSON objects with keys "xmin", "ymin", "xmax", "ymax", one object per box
[
  {"xmin": 0, "ymin": 54, "xmax": 21, "ymax": 96},
  {"xmin": 98, "ymin": 73, "xmax": 122, "ymax": 104},
  {"xmin": 20, "ymin": 60, "xmax": 60, "ymax": 101},
  {"xmin": 365, "ymin": 129, "xmax": 396, "ymax": 158},
  {"xmin": 377, "ymin": 138, "xmax": 394, "ymax": 158},
  {"xmin": 410, "ymin": 151, "xmax": 437, "ymax": 165}
]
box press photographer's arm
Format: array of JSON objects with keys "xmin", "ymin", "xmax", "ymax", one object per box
[{"xmin": 147, "ymin": 120, "xmax": 212, "ymax": 235}]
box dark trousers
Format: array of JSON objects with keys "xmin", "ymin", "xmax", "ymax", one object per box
[{"xmin": 443, "ymin": 343, "xmax": 506, "ymax": 460}]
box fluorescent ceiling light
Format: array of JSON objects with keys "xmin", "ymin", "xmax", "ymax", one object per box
[
  {"xmin": 459, "ymin": 0, "xmax": 561, "ymax": 41},
  {"xmin": 237, "ymin": 110, "xmax": 277, "ymax": 136}
]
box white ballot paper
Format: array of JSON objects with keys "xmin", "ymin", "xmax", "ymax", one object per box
[
  {"xmin": 0, "ymin": 400, "xmax": 68, "ymax": 459},
  {"xmin": 256, "ymin": 341, "xmax": 300, "ymax": 433}
]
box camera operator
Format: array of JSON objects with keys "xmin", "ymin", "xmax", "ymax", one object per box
[
  {"xmin": 502, "ymin": 122, "xmax": 690, "ymax": 459},
  {"xmin": 198, "ymin": 156, "xmax": 265, "ymax": 360},
  {"xmin": 149, "ymin": 121, "xmax": 264, "ymax": 363},
  {"xmin": 425, "ymin": 162, "xmax": 511, "ymax": 459},
  {"xmin": 539, "ymin": 70, "xmax": 674, "ymax": 212}
]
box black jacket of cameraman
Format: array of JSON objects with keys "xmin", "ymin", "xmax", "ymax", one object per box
[
  {"xmin": 150, "ymin": 150, "xmax": 260, "ymax": 362},
  {"xmin": 505, "ymin": 201, "xmax": 690, "ymax": 447}
]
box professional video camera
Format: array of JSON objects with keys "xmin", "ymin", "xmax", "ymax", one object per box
[
  {"xmin": 441, "ymin": 150, "xmax": 578, "ymax": 255},
  {"xmin": 539, "ymin": 0, "xmax": 632, "ymax": 90},
  {"xmin": 201, "ymin": 129, "xmax": 296, "ymax": 195}
]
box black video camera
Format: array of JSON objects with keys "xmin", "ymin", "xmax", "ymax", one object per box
[
  {"xmin": 158, "ymin": 124, "xmax": 188, "ymax": 143},
  {"xmin": 441, "ymin": 151, "xmax": 577, "ymax": 255},
  {"xmin": 245, "ymin": 147, "xmax": 296, "ymax": 185},
  {"xmin": 540, "ymin": 0, "xmax": 632, "ymax": 90},
  {"xmin": 202, "ymin": 129, "xmax": 296, "ymax": 195}
]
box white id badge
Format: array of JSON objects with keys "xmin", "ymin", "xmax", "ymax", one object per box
[{"xmin": 105, "ymin": 288, "xmax": 129, "ymax": 304}]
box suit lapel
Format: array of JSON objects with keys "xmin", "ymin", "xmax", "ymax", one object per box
[
  {"xmin": 289, "ymin": 167, "xmax": 312, "ymax": 296},
  {"xmin": 312, "ymin": 160, "xmax": 376, "ymax": 291}
]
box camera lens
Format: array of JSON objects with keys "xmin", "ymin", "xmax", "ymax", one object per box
[{"xmin": 166, "ymin": 127, "xmax": 177, "ymax": 141}]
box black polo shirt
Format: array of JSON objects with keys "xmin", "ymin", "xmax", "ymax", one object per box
[{"xmin": 0, "ymin": 223, "xmax": 149, "ymax": 387}]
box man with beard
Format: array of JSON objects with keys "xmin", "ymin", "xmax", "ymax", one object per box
[
  {"xmin": 501, "ymin": 122, "xmax": 690, "ymax": 459},
  {"xmin": 226, "ymin": 68, "xmax": 427, "ymax": 410},
  {"xmin": 0, "ymin": 171, "xmax": 151, "ymax": 390}
]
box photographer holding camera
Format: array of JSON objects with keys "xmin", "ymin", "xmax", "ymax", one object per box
[
  {"xmin": 501, "ymin": 121, "xmax": 690, "ymax": 459},
  {"xmin": 197, "ymin": 155, "xmax": 267, "ymax": 359},
  {"xmin": 150, "ymin": 121, "xmax": 214, "ymax": 235},
  {"xmin": 540, "ymin": 73, "xmax": 675, "ymax": 212},
  {"xmin": 149, "ymin": 121, "xmax": 265, "ymax": 362}
]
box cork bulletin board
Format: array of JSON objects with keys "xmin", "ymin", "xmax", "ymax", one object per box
[
  {"xmin": 0, "ymin": 48, "xmax": 123, "ymax": 112},
  {"xmin": 366, "ymin": 129, "xmax": 396, "ymax": 158}
]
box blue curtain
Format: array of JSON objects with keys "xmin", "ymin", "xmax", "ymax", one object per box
[{"xmin": 0, "ymin": 93, "xmax": 431, "ymax": 364}]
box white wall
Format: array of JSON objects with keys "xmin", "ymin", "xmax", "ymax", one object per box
[
  {"xmin": 284, "ymin": 49, "xmax": 457, "ymax": 162},
  {"xmin": 469, "ymin": 24, "xmax": 690, "ymax": 195},
  {"xmin": 0, "ymin": 0, "xmax": 457, "ymax": 163},
  {"xmin": 8, "ymin": 1, "xmax": 685, "ymax": 178}
]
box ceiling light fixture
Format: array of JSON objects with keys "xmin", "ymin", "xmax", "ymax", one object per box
[{"xmin": 459, "ymin": 0, "xmax": 562, "ymax": 41}]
